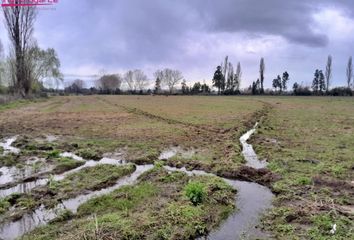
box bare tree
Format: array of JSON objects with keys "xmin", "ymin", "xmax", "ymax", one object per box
[
  {"xmin": 123, "ymin": 69, "xmax": 149, "ymax": 92},
  {"xmin": 0, "ymin": 40, "xmax": 4, "ymax": 86},
  {"xmin": 72, "ymin": 79, "xmax": 84, "ymax": 89},
  {"xmin": 222, "ymin": 56, "xmax": 228, "ymax": 92},
  {"xmin": 3, "ymin": 4, "xmax": 37, "ymax": 96},
  {"xmin": 226, "ymin": 62, "xmax": 234, "ymax": 91},
  {"xmin": 96, "ymin": 74, "xmax": 122, "ymax": 92},
  {"xmin": 155, "ymin": 68, "xmax": 183, "ymax": 94},
  {"xmin": 0, "ymin": 40, "xmax": 4, "ymax": 60},
  {"xmin": 133, "ymin": 70, "xmax": 149, "ymax": 91},
  {"xmin": 347, "ymin": 56, "xmax": 353, "ymax": 88},
  {"xmin": 235, "ymin": 62, "xmax": 242, "ymax": 91},
  {"xmin": 325, "ymin": 55, "xmax": 332, "ymax": 91},
  {"xmin": 259, "ymin": 57, "xmax": 265, "ymax": 94},
  {"xmin": 124, "ymin": 70, "xmax": 135, "ymax": 91}
]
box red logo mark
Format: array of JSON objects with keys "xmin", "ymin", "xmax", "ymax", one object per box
[{"xmin": 1, "ymin": 0, "xmax": 59, "ymax": 7}]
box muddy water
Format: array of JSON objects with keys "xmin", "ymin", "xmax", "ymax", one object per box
[
  {"xmin": 0, "ymin": 156, "xmax": 126, "ymax": 199},
  {"xmin": 205, "ymin": 180, "xmax": 273, "ymax": 240},
  {"xmin": 0, "ymin": 124, "xmax": 273, "ymax": 240},
  {"xmin": 0, "ymin": 179, "xmax": 48, "ymax": 198},
  {"xmin": 0, "ymin": 164, "xmax": 272, "ymax": 240},
  {"xmin": 240, "ymin": 123, "xmax": 268, "ymax": 169},
  {"xmin": 59, "ymin": 152, "xmax": 83, "ymax": 161},
  {"xmin": 158, "ymin": 146, "xmax": 195, "ymax": 160},
  {"xmin": 0, "ymin": 136, "xmax": 20, "ymax": 155},
  {"xmin": 165, "ymin": 166, "xmax": 273, "ymax": 240},
  {"xmin": 0, "ymin": 165, "xmax": 154, "ymax": 240},
  {"xmin": 0, "ymin": 158, "xmax": 50, "ymax": 188}
]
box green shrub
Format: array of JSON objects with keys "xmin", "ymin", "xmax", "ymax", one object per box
[
  {"xmin": 0, "ymin": 198, "xmax": 10, "ymax": 214},
  {"xmin": 76, "ymin": 148, "xmax": 101, "ymax": 160},
  {"xmin": 47, "ymin": 150, "xmax": 61, "ymax": 158},
  {"xmin": 296, "ymin": 176, "xmax": 312, "ymax": 185},
  {"xmin": 53, "ymin": 157, "xmax": 85, "ymax": 174},
  {"xmin": 184, "ymin": 181, "xmax": 206, "ymax": 205}
]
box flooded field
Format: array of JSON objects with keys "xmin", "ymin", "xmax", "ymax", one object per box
[{"xmin": 0, "ymin": 96, "xmax": 353, "ymax": 239}]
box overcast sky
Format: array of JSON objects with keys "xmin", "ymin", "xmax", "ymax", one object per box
[{"xmin": 1, "ymin": 0, "xmax": 354, "ymax": 89}]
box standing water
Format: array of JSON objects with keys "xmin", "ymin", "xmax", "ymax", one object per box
[
  {"xmin": 239, "ymin": 123, "xmax": 268, "ymax": 169},
  {"xmin": 0, "ymin": 165, "xmax": 154, "ymax": 240},
  {"xmin": 0, "ymin": 123, "xmax": 273, "ymax": 240},
  {"xmin": 0, "ymin": 136, "xmax": 20, "ymax": 155}
]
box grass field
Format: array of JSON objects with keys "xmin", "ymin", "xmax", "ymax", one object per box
[{"xmin": 0, "ymin": 95, "xmax": 353, "ymax": 239}]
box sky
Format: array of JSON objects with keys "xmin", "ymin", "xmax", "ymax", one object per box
[{"xmin": 1, "ymin": 0, "xmax": 354, "ymax": 89}]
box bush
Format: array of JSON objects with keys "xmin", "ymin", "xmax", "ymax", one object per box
[
  {"xmin": 76, "ymin": 148, "xmax": 102, "ymax": 160},
  {"xmin": 47, "ymin": 150, "xmax": 61, "ymax": 158},
  {"xmin": 293, "ymin": 86, "xmax": 312, "ymax": 96},
  {"xmin": 53, "ymin": 157, "xmax": 85, "ymax": 174},
  {"xmin": 184, "ymin": 181, "xmax": 206, "ymax": 205},
  {"xmin": 296, "ymin": 176, "xmax": 312, "ymax": 185},
  {"xmin": 329, "ymin": 87, "xmax": 353, "ymax": 96}
]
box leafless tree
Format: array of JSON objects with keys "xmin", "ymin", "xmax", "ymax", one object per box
[
  {"xmin": 124, "ymin": 70, "xmax": 135, "ymax": 91},
  {"xmin": 222, "ymin": 56, "xmax": 229, "ymax": 91},
  {"xmin": 3, "ymin": 4, "xmax": 37, "ymax": 96},
  {"xmin": 325, "ymin": 55, "xmax": 332, "ymax": 91},
  {"xmin": 0, "ymin": 40, "xmax": 4, "ymax": 86},
  {"xmin": 0, "ymin": 40, "xmax": 4, "ymax": 60},
  {"xmin": 133, "ymin": 70, "xmax": 149, "ymax": 91},
  {"xmin": 124, "ymin": 69, "xmax": 149, "ymax": 92},
  {"xmin": 235, "ymin": 62, "xmax": 242, "ymax": 91},
  {"xmin": 154, "ymin": 68, "xmax": 183, "ymax": 94},
  {"xmin": 346, "ymin": 56, "xmax": 353, "ymax": 88},
  {"xmin": 259, "ymin": 57, "xmax": 265, "ymax": 93},
  {"xmin": 72, "ymin": 79, "xmax": 85, "ymax": 89},
  {"xmin": 96, "ymin": 74, "xmax": 122, "ymax": 92}
]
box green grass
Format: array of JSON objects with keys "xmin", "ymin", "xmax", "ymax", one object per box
[
  {"xmin": 25, "ymin": 167, "xmax": 236, "ymax": 240},
  {"xmin": 52, "ymin": 157, "xmax": 85, "ymax": 174},
  {"xmin": 47, "ymin": 164, "xmax": 136, "ymax": 200},
  {"xmin": 2, "ymin": 95, "xmax": 353, "ymax": 239},
  {"xmin": 251, "ymin": 96, "xmax": 354, "ymax": 239},
  {"xmin": 0, "ymin": 164, "xmax": 137, "ymax": 220},
  {"xmin": 184, "ymin": 181, "xmax": 206, "ymax": 205},
  {"xmin": 0, "ymin": 99, "xmax": 32, "ymax": 112}
]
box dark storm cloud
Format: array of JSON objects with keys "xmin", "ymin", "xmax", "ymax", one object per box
[
  {"xmin": 195, "ymin": 0, "xmax": 330, "ymax": 47},
  {"xmin": 12, "ymin": 0, "xmax": 353, "ymax": 86}
]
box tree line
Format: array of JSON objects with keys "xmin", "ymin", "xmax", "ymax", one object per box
[
  {"xmin": 0, "ymin": 4, "xmax": 353, "ymax": 98},
  {"xmin": 212, "ymin": 55, "xmax": 353, "ymax": 96},
  {"xmin": 57, "ymin": 55, "xmax": 354, "ymax": 96}
]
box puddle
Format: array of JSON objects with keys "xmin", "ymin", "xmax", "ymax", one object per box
[
  {"xmin": 0, "ymin": 157, "xmax": 51, "ymax": 195},
  {"xmin": 59, "ymin": 152, "xmax": 83, "ymax": 161},
  {"xmin": 0, "ymin": 157, "xmax": 127, "ymax": 199},
  {"xmin": 204, "ymin": 180, "xmax": 273, "ymax": 240},
  {"xmin": 239, "ymin": 123, "xmax": 268, "ymax": 169},
  {"xmin": 0, "ymin": 124, "xmax": 273, "ymax": 240},
  {"xmin": 60, "ymin": 164, "xmax": 152, "ymax": 213},
  {"xmin": 34, "ymin": 135, "xmax": 58, "ymax": 143},
  {"xmin": 0, "ymin": 179, "xmax": 48, "ymax": 198},
  {"xmin": 0, "ymin": 167, "xmax": 17, "ymax": 185},
  {"xmin": 45, "ymin": 135, "xmax": 57, "ymax": 143},
  {"xmin": 0, "ymin": 165, "xmax": 154, "ymax": 240},
  {"xmin": 0, "ymin": 136, "xmax": 20, "ymax": 155},
  {"xmin": 0, "ymin": 164, "xmax": 274, "ymax": 240},
  {"xmin": 158, "ymin": 146, "xmax": 195, "ymax": 160}
]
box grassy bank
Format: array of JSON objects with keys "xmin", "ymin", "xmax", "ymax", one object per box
[
  {"xmin": 250, "ymin": 97, "xmax": 354, "ymax": 239},
  {"xmin": 24, "ymin": 166, "xmax": 236, "ymax": 240}
]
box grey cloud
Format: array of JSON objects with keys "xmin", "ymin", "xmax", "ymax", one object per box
[
  {"xmin": 16, "ymin": 0, "xmax": 354, "ymax": 87},
  {"xmin": 189, "ymin": 0, "xmax": 331, "ymax": 47}
]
